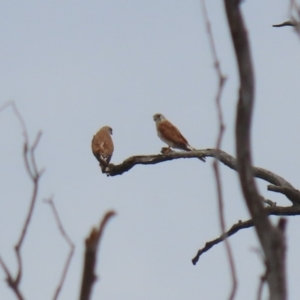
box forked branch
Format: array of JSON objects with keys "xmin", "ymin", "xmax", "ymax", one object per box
[
  {"xmin": 44, "ymin": 198, "xmax": 75, "ymax": 300},
  {"xmin": 0, "ymin": 101, "xmax": 44, "ymax": 299},
  {"xmin": 107, "ymin": 148, "xmax": 293, "ymax": 187}
]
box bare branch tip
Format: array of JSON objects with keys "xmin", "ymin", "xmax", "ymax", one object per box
[{"xmin": 31, "ymin": 131, "xmax": 43, "ymax": 151}]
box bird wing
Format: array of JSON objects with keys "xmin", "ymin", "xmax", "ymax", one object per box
[
  {"xmin": 91, "ymin": 131, "xmax": 114, "ymax": 164},
  {"xmin": 158, "ymin": 120, "xmax": 189, "ymax": 149}
]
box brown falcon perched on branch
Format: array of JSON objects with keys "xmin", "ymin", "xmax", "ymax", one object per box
[
  {"xmin": 153, "ymin": 113, "xmax": 202, "ymax": 154},
  {"xmin": 91, "ymin": 126, "xmax": 114, "ymax": 173}
]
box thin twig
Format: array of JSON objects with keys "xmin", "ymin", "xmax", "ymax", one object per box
[
  {"xmin": 200, "ymin": 1, "xmax": 236, "ymax": 299},
  {"xmin": 0, "ymin": 101, "xmax": 43, "ymax": 297},
  {"xmin": 289, "ymin": 0, "xmax": 300, "ymax": 35},
  {"xmin": 192, "ymin": 219, "xmax": 254, "ymax": 265},
  {"xmin": 272, "ymin": 21, "xmax": 296, "ymax": 27},
  {"xmin": 253, "ymin": 248, "xmax": 268, "ymax": 300},
  {"xmin": 0, "ymin": 101, "xmax": 29, "ymax": 141},
  {"xmin": 257, "ymin": 271, "xmax": 267, "ymax": 300},
  {"xmin": 79, "ymin": 211, "xmax": 116, "ymax": 300},
  {"xmin": 15, "ymin": 131, "xmax": 43, "ymax": 285},
  {"xmin": 192, "ymin": 205, "xmax": 299, "ymax": 265},
  {"xmin": 30, "ymin": 131, "xmax": 43, "ymax": 176},
  {"xmin": 44, "ymin": 198, "xmax": 75, "ymax": 300},
  {"xmin": 0, "ymin": 255, "xmax": 24, "ymax": 300}
]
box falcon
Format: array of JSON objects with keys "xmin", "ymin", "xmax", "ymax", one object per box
[
  {"xmin": 91, "ymin": 126, "xmax": 114, "ymax": 173},
  {"xmin": 153, "ymin": 113, "xmax": 195, "ymax": 151}
]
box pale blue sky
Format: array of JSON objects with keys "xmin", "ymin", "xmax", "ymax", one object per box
[{"xmin": 0, "ymin": 1, "xmax": 300, "ymax": 299}]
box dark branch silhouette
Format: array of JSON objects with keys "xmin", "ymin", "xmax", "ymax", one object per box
[
  {"xmin": 192, "ymin": 219, "xmax": 253, "ymax": 265},
  {"xmin": 1, "ymin": 102, "xmax": 116, "ymax": 300},
  {"xmin": 44, "ymin": 198, "xmax": 75, "ymax": 300},
  {"xmin": 201, "ymin": 0, "xmax": 237, "ymax": 299},
  {"xmin": 79, "ymin": 211, "xmax": 116, "ymax": 300},
  {"xmin": 0, "ymin": 101, "xmax": 44, "ymax": 300},
  {"xmin": 192, "ymin": 205, "xmax": 299, "ymax": 265},
  {"xmin": 274, "ymin": 2, "xmax": 300, "ymax": 35},
  {"xmin": 273, "ymin": 21, "xmax": 296, "ymax": 27},
  {"xmin": 224, "ymin": 0, "xmax": 287, "ymax": 298},
  {"xmin": 107, "ymin": 148, "xmax": 293, "ymax": 187},
  {"xmin": 15, "ymin": 131, "xmax": 44, "ymax": 286},
  {"xmin": 107, "ymin": 150, "xmax": 206, "ymax": 176}
]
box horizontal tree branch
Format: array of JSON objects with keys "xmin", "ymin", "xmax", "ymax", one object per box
[
  {"xmin": 107, "ymin": 149, "xmax": 293, "ymax": 188},
  {"xmin": 268, "ymin": 185, "xmax": 300, "ymax": 206},
  {"xmin": 272, "ymin": 21, "xmax": 295, "ymax": 27},
  {"xmin": 192, "ymin": 205, "xmax": 300, "ymax": 265}
]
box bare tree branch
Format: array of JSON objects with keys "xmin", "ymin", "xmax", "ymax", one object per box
[
  {"xmin": 271, "ymin": 2, "xmax": 300, "ymax": 34},
  {"xmin": 263, "ymin": 199, "xmax": 276, "ymax": 207},
  {"xmin": 192, "ymin": 205, "xmax": 298, "ymax": 265},
  {"xmin": 272, "ymin": 21, "xmax": 296, "ymax": 27},
  {"xmin": 0, "ymin": 101, "xmax": 43, "ymax": 298},
  {"xmin": 79, "ymin": 211, "xmax": 116, "ymax": 300},
  {"xmin": 201, "ymin": 1, "xmax": 237, "ymax": 299},
  {"xmin": 224, "ymin": 1, "xmax": 287, "ymax": 298},
  {"xmin": 256, "ymin": 252, "xmax": 268, "ymax": 300},
  {"xmin": 256, "ymin": 219, "xmax": 286, "ymax": 299},
  {"xmin": 44, "ymin": 198, "xmax": 75, "ymax": 300},
  {"xmin": 0, "ymin": 101, "xmax": 28, "ymax": 142},
  {"xmin": 268, "ymin": 185, "xmax": 300, "ymax": 206},
  {"xmin": 0, "ymin": 256, "xmax": 24, "ymax": 300},
  {"xmin": 15, "ymin": 130, "xmax": 44, "ymax": 286},
  {"xmin": 107, "ymin": 148, "xmax": 293, "ymax": 186},
  {"xmin": 107, "ymin": 150, "xmax": 206, "ymax": 176},
  {"xmin": 192, "ymin": 218, "xmax": 253, "ymax": 265},
  {"xmin": 289, "ymin": 0, "xmax": 300, "ymax": 35}
]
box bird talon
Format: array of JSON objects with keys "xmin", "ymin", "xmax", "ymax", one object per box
[
  {"xmin": 153, "ymin": 113, "xmax": 197, "ymax": 153},
  {"xmin": 161, "ymin": 147, "xmax": 172, "ymax": 155}
]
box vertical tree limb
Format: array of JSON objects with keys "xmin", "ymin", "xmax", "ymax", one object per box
[
  {"xmin": 15, "ymin": 131, "xmax": 44, "ymax": 286},
  {"xmin": 289, "ymin": 0, "xmax": 300, "ymax": 35},
  {"xmin": 0, "ymin": 101, "xmax": 44, "ymax": 299},
  {"xmin": 79, "ymin": 211, "xmax": 116, "ymax": 300},
  {"xmin": 224, "ymin": 1, "xmax": 287, "ymax": 299},
  {"xmin": 44, "ymin": 198, "xmax": 75, "ymax": 300},
  {"xmin": 201, "ymin": 1, "xmax": 237, "ymax": 299}
]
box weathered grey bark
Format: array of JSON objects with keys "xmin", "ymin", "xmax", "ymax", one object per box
[
  {"xmin": 107, "ymin": 149, "xmax": 293, "ymax": 189},
  {"xmin": 224, "ymin": 1, "xmax": 287, "ymax": 299}
]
